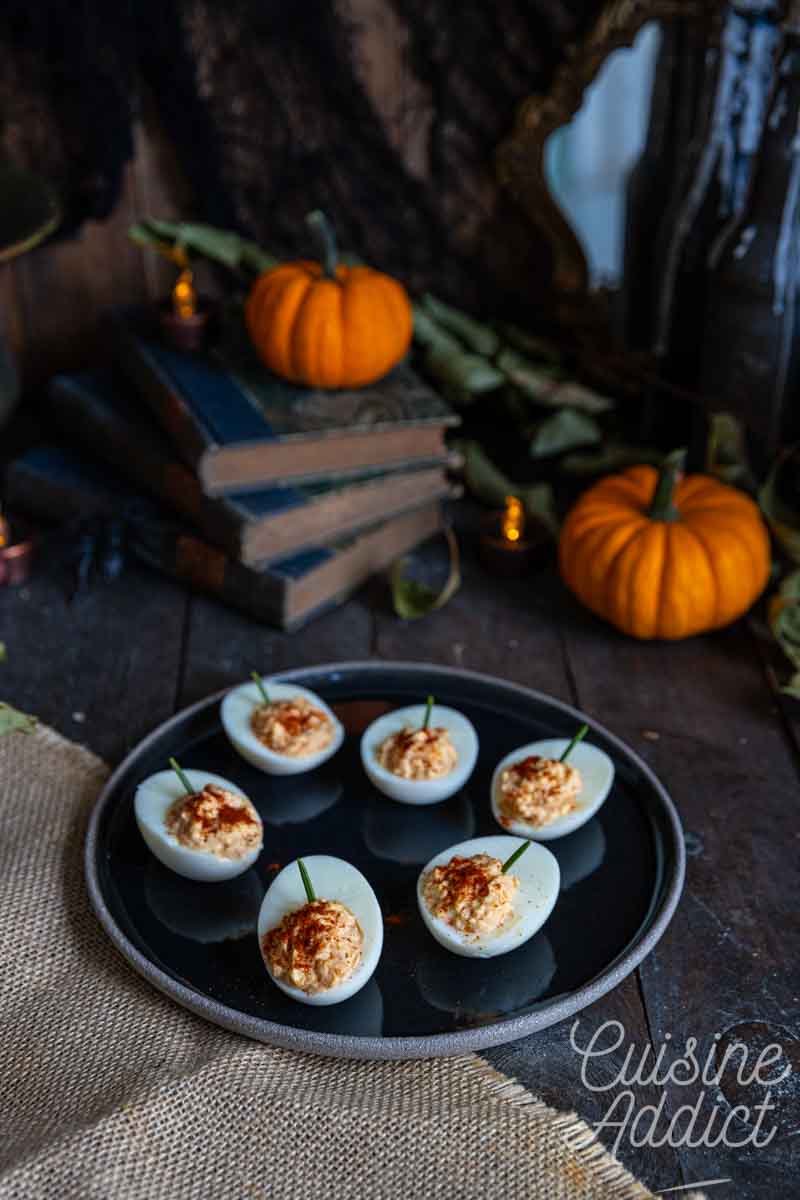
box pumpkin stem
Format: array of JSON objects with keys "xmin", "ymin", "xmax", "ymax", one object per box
[
  {"xmin": 648, "ymin": 449, "xmax": 686, "ymax": 522},
  {"xmin": 306, "ymin": 210, "xmax": 339, "ymax": 280}
]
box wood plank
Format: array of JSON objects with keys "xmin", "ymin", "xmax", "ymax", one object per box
[
  {"xmin": 374, "ymin": 512, "xmax": 684, "ymax": 1191},
  {"xmin": 561, "ymin": 598, "xmax": 800, "ymax": 1198},
  {"xmin": 0, "ymin": 561, "xmax": 187, "ymax": 764},
  {"xmin": 176, "ymin": 591, "xmax": 374, "ymax": 710}
]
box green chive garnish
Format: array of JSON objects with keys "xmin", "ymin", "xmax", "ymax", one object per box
[
  {"xmin": 502, "ymin": 840, "xmax": 531, "ymax": 874},
  {"xmin": 298, "ymin": 858, "xmax": 316, "ymax": 903},
  {"xmin": 559, "ymin": 723, "xmax": 588, "ymax": 763},
  {"xmin": 169, "ymin": 757, "xmax": 194, "ymax": 796},
  {"xmin": 251, "ymin": 671, "xmax": 270, "ymax": 705},
  {"xmin": 422, "ymin": 695, "xmax": 435, "ymax": 729}
]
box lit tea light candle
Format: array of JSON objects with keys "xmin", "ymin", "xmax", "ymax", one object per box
[
  {"xmin": 0, "ymin": 509, "xmax": 36, "ymax": 588},
  {"xmin": 158, "ymin": 250, "xmax": 214, "ymax": 353},
  {"xmin": 501, "ymin": 495, "xmax": 524, "ymax": 545},
  {"xmin": 479, "ymin": 494, "xmax": 549, "ymax": 576}
]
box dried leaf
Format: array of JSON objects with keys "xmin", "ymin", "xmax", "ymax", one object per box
[
  {"xmin": 769, "ymin": 570, "xmax": 800, "ymax": 670},
  {"xmin": 391, "ymin": 527, "xmax": 461, "ymax": 620},
  {"xmin": 759, "ymin": 451, "xmax": 800, "ymax": 565},
  {"xmin": 706, "ymin": 411, "xmax": 752, "ymax": 487},
  {"xmin": 0, "ymin": 702, "xmax": 36, "ymax": 737},
  {"xmin": 130, "ymin": 220, "xmax": 277, "ymax": 275},
  {"xmin": 421, "ymin": 294, "xmax": 500, "ymax": 357},
  {"xmin": 530, "ymin": 410, "xmax": 602, "ymax": 460},
  {"xmin": 561, "ymin": 442, "xmax": 663, "ymax": 476},
  {"xmin": 498, "ymin": 324, "xmax": 563, "ymax": 365},
  {"xmin": 412, "ymin": 306, "xmax": 463, "ymax": 355},
  {"xmin": 499, "ymin": 350, "xmax": 614, "ymax": 414},
  {"xmin": 424, "ymin": 347, "xmax": 504, "ymax": 398}
]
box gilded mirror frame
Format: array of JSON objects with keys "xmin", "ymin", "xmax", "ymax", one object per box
[{"xmin": 496, "ymin": 0, "xmax": 707, "ymax": 319}]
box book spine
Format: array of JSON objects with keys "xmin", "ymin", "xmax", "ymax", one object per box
[
  {"xmin": 111, "ymin": 316, "xmax": 216, "ymax": 473},
  {"xmin": 49, "ymin": 377, "xmax": 246, "ymax": 560},
  {"xmin": 5, "ymin": 458, "xmax": 286, "ymax": 628}
]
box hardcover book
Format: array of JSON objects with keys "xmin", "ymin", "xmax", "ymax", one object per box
[
  {"xmin": 5, "ymin": 447, "xmax": 443, "ymax": 630},
  {"xmin": 49, "ymin": 372, "xmax": 455, "ymax": 566},
  {"xmin": 112, "ymin": 307, "xmax": 459, "ymax": 494}
]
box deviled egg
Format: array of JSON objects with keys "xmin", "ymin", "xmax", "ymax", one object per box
[
  {"xmin": 417, "ymin": 834, "xmax": 559, "ymax": 958},
  {"xmin": 135, "ymin": 760, "xmax": 263, "ymax": 882},
  {"xmin": 491, "ymin": 725, "xmax": 614, "ymax": 841},
  {"xmin": 221, "ymin": 674, "xmax": 344, "ymax": 776},
  {"xmin": 258, "ymin": 855, "xmax": 383, "ymax": 1006},
  {"xmin": 360, "ymin": 696, "xmax": 478, "ymax": 805}
]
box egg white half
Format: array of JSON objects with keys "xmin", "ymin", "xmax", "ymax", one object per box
[
  {"xmin": 417, "ymin": 834, "xmax": 560, "ymax": 958},
  {"xmin": 257, "ymin": 855, "xmax": 383, "ymax": 1006},
  {"xmin": 221, "ymin": 680, "xmax": 344, "ymax": 776},
  {"xmin": 491, "ymin": 738, "xmax": 615, "ymax": 841},
  {"xmin": 360, "ymin": 704, "xmax": 478, "ymax": 805},
  {"xmin": 135, "ymin": 768, "xmax": 263, "ymax": 882}
]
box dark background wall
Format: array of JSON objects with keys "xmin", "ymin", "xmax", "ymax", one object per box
[{"xmin": 0, "ymin": 0, "xmax": 602, "ymax": 384}]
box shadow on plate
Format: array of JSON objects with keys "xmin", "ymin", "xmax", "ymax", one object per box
[
  {"xmin": 416, "ymin": 932, "xmax": 556, "ymax": 1020},
  {"xmin": 361, "ymin": 789, "xmax": 476, "ymax": 865},
  {"xmin": 144, "ymin": 861, "xmax": 264, "ymax": 943},
  {"xmin": 549, "ymin": 818, "xmax": 606, "ymax": 890}
]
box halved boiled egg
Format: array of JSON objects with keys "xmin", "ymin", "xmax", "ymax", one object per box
[
  {"xmin": 491, "ymin": 736, "xmax": 615, "ymax": 841},
  {"xmin": 360, "ymin": 701, "xmax": 478, "ymax": 805},
  {"xmin": 134, "ymin": 768, "xmax": 263, "ymax": 882},
  {"xmin": 417, "ymin": 835, "xmax": 560, "ymax": 958},
  {"xmin": 221, "ymin": 678, "xmax": 344, "ymax": 776},
  {"xmin": 258, "ymin": 855, "xmax": 383, "ymax": 1006}
]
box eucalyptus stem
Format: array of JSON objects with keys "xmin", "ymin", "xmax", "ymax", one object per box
[
  {"xmin": 502, "ymin": 840, "xmax": 531, "ymax": 874},
  {"xmin": 251, "ymin": 671, "xmax": 270, "ymax": 705},
  {"xmin": 298, "ymin": 858, "xmax": 316, "ymax": 904},
  {"xmin": 422, "ymin": 695, "xmax": 435, "ymax": 729},
  {"xmin": 169, "ymin": 757, "xmax": 194, "ymax": 796},
  {"xmin": 559, "ymin": 724, "xmax": 588, "ymax": 763}
]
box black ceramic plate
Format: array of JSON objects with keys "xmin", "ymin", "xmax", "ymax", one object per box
[{"xmin": 85, "ymin": 661, "xmax": 685, "ymax": 1060}]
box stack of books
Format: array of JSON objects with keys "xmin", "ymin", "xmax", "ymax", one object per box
[{"xmin": 6, "ymin": 308, "xmax": 459, "ymax": 628}]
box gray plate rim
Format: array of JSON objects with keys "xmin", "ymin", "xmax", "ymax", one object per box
[{"xmin": 84, "ymin": 660, "xmax": 686, "ymax": 1061}]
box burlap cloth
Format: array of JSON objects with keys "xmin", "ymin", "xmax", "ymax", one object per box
[{"xmin": 0, "ymin": 723, "xmax": 702, "ymax": 1200}]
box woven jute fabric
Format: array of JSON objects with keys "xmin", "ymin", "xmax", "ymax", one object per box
[{"xmin": 0, "ymin": 723, "xmax": 697, "ymax": 1200}]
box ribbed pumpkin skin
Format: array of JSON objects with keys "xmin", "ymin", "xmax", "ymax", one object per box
[
  {"xmin": 245, "ymin": 261, "xmax": 413, "ymax": 389},
  {"xmin": 559, "ymin": 466, "xmax": 771, "ymax": 640}
]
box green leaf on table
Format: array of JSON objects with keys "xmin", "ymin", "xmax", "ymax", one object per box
[
  {"xmin": 780, "ymin": 670, "xmax": 800, "ymax": 700},
  {"xmin": 0, "ymin": 702, "xmax": 37, "ymax": 737},
  {"xmin": 759, "ymin": 451, "xmax": 800, "ymax": 565},
  {"xmin": 0, "ymin": 643, "xmax": 5, "ymax": 663},
  {"xmin": 561, "ymin": 442, "xmax": 663, "ymax": 476},
  {"xmin": 530, "ymin": 409, "xmax": 602, "ymax": 460},
  {"xmin": 412, "ymin": 306, "xmax": 464, "ymax": 355},
  {"xmin": 420, "ymin": 294, "xmax": 500, "ymax": 357},
  {"xmin": 391, "ymin": 527, "xmax": 461, "ymax": 620},
  {"xmin": 456, "ymin": 441, "xmax": 559, "ymax": 537}
]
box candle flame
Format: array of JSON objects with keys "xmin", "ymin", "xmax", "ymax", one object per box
[
  {"xmin": 172, "ymin": 267, "xmax": 197, "ymax": 319},
  {"xmin": 502, "ymin": 495, "xmax": 524, "ymax": 544}
]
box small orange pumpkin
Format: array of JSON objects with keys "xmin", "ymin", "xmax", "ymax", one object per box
[
  {"xmin": 245, "ymin": 210, "xmax": 413, "ymax": 389},
  {"xmin": 559, "ymin": 457, "xmax": 771, "ymax": 640}
]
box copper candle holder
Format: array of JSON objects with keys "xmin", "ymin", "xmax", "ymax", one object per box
[
  {"xmin": 478, "ymin": 496, "xmax": 550, "ymax": 576},
  {"xmin": 0, "ymin": 516, "xmax": 36, "ymax": 587},
  {"xmin": 159, "ymin": 296, "xmax": 215, "ymax": 354}
]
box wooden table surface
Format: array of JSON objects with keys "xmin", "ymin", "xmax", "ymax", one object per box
[{"xmin": 1, "ymin": 500, "xmax": 797, "ymax": 1198}]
